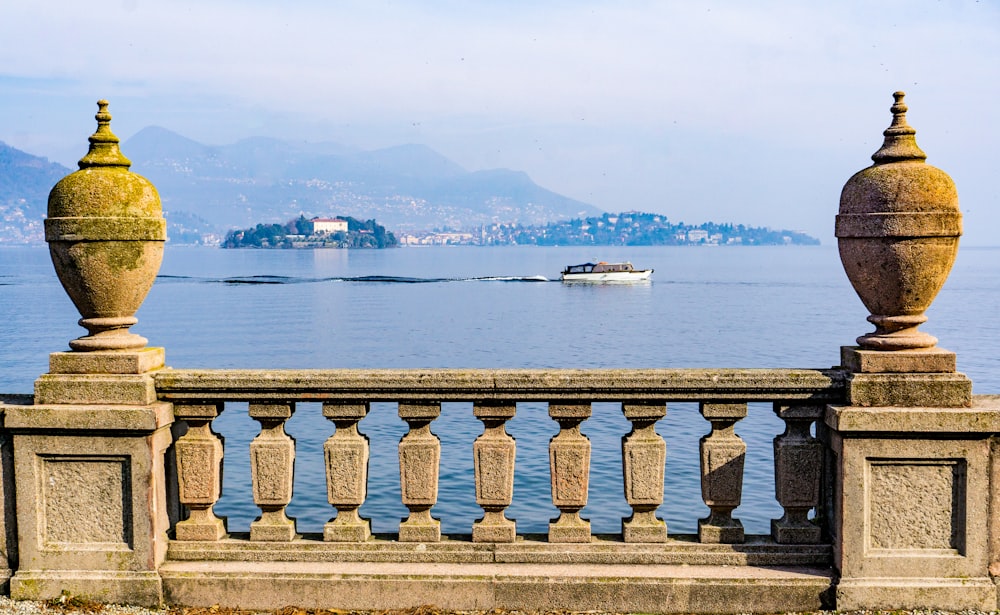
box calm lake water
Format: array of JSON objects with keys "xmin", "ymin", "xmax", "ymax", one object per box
[{"xmin": 1, "ymin": 244, "xmax": 997, "ymax": 536}]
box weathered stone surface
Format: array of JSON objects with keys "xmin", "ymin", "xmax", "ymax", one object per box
[
  {"xmin": 828, "ymin": 419, "xmax": 991, "ymax": 611},
  {"xmin": 475, "ymin": 443, "xmax": 515, "ymax": 504},
  {"xmin": 5, "ymin": 402, "xmax": 171, "ymax": 431},
  {"xmin": 249, "ymin": 402, "xmax": 294, "ymax": 420},
  {"xmin": 826, "ymin": 397, "xmax": 1000, "ymax": 433},
  {"xmin": 837, "ymin": 92, "xmax": 961, "ymax": 352},
  {"xmin": 323, "ymin": 402, "xmax": 371, "ymax": 542},
  {"xmin": 322, "ymin": 402, "xmax": 368, "ymax": 420},
  {"xmin": 154, "ymin": 367, "xmax": 846, "ymax": 404},
  {"xmin": 701, "ymin": 402, "xmax": 748, "ymax": 420},
  {"xmin": 868, "ymin": 460, "xmax": 961, "ymax": 550},
  {"xmin": 166, "ymin": 534, "xmax": 833, "ymax": 566},
  {"xmin": 324, "ymin": 516, "xmax": 371, "ymax": 542},
  {"xmin": 0, "ymin": 432, "xmax": 10, "ymax": 586},
  {"xmin": 471, "ymin": 517, "xmax": 515, "ymax": 543},
  {"xmin": 249, "ymin": 403, "xmax": 297, "ymax": 542},
  {"xmin": 12, "ymin": 570, "xmax": 164, "ymax": 607},
  {"xmin": 399, "ymin": 429, "xmax": 440, "ymax": 504},
  {"xmin": 46, "ymin": 101, "xmax": 165, "ymax": 352},
  {"xmin": 473, "ymin": 403, "xmax": 516, "ymax": 543},
  {"xmin": 623, "ymin": 436, "xmax": 666, "ymax": 504},
  {"xmin": 836, "ymin": 577, "xmax": 996, "ymax": 611},
  {"xmin": 34, "ymin": 373, "xmax": 158, "ymax": 405},
  {"xmin": 42, "ymin": 456, "xmax": 127, "ymax": 543},
  {"xmin": 398, "ymin": 519, "xmax": 440, "ymax": 543},
  {"xmin": 174, "ymin": 404, "xmax": 226, "ymax": 541},
  {"xmin": 772, "ymin": 405, "xmax": 822, "ymax": 544},
  {"xmin": 991, "ymin": 433, "xmax": 1000, "ymax": 579},
  {"xmin": 699, "ymin": 403, "xmax": 746, "ymax": 544},
  {"xmin": 159, "ymin": 560, "xmax": 833, "ymax": 613},
  {"xmin": 325, "ymin": 438, "xmax": 368, "ymax": 506},
  {"xmin": 49, "ymin": 347, "xmax": 165, "ymax": 375},
  {"xmin": 622, "ymin": 403, "xmax": 667, "ymax": 542},
  {"xmin": 251, "ymin": 439, "xmax": 295, "ymax": 504},
  {"xmin": 11, "ymin": 423, "xmax": 172, "ymax": 604},
  {"xmin": 173, "ymin": 402, "xmax": 224, "ymax": 420},
  {"xmin": 174, "ymin": 426, "xmax": 215, "ymax": 488},
  {"xmin": 548, "ymin": 404, "xmax": 592, "ymax": 543},
  {"xmin": 398, "ymin": 403, "xmax": 441, "ymax": 542},
  {"xmin": 250, "ymin": 513, "xmax": 297, "ymax": 542},
  {"xmin": 845, "ymin": 371, "xmax": 972, "ymax": 407},
  {"xmin": 841, "ymin": 345, "xmax": 956, "ymax": 373}
]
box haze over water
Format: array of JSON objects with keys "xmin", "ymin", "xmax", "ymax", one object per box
[{"xmin": 1, "ymin": 244, "xmax": 996, "ymax": 536}]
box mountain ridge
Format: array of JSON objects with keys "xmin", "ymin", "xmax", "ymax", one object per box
[
  {"xmin": 122, "ymin": 127, "xmax": 602, "ymax": 233},
  {"xmin": 0, "ymin": 141, "xmax": 71, "ymax": 243}
]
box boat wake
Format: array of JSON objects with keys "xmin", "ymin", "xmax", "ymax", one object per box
[{"xmin": 156, "ymin": 274, "xmax": 554, "ymax": 285}]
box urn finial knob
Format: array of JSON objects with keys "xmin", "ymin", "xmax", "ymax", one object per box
[
  {"xmin": 78, "ymin": 99, "xmax": 132, "ymax": 169},
  {"xmin": 871, "ymin": 91, "xmax": 926, "ymax": 164}
]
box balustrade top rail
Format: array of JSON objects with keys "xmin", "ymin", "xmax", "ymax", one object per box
[{"xmin": 154, "ymin": 367, "xmax": 847, "ymax": 404}]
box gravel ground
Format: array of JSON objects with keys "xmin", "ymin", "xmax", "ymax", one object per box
[{"xmin": 1, "ymin": 600, "xmax": 1000, "ymax": 615}]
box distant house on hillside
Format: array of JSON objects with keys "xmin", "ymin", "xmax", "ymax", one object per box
[
  {"xmin": 687, "ymin": 229, "xmax": 709, "ymax": 243},
  {"xmin": 311, "ymin": 217, "xmax": 348, "ymax": 234}
]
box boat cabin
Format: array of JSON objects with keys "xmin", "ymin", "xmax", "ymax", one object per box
[{"xmin": 562, "ymin": 262, "xmax": 636, "ymax": 274}]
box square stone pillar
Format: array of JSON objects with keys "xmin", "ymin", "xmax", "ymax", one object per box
[
  {"xmin": 828, "ymin": 346, "xmax": 997, "ymax": 611},
  {"xmin": 6, "ymin": 348, "xmax": 172, "ymax": 607},
  {"xmin": 0, "ymin": 395, "xmax": 26, "ymax": 591}
]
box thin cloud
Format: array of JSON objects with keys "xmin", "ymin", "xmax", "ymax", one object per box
[{"xmin": 1, "ymin": 1, "xmax": 998, "ymax": 243}]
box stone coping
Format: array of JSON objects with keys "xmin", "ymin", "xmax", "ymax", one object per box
[
  {"xmin": 167, "ymin": 533, "xmax": 832, "ymax": 566},
  {"xmin": 155, "ymin": 367, "xmax": 847, "ymax": 403},
  {"xmin": 3, "ymin": 401, "xmax": 173, "ymax": 432},
  {"xmin": 826, "ymin": 395, "xmax": 1000, "ymax": 433},
  {"xmin": 49, "ymin": 347, "xmax": 165, "ymax": 375}
]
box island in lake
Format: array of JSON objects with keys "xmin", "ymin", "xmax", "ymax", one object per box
[{"xmin": 222, "ymin": 216, "xmax": 398, "ymax": 249}]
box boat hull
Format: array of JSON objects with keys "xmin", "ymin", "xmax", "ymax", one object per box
[{"xmin": 561, "ymin": 270, "xmax": 653, "ymax": 283}]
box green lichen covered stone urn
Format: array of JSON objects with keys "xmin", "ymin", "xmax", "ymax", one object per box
[
  {"xmin": 836, "ymin": 91, "xmax": 961, "ymax": 351},
  {"xmin": 46, "ymin": 100, "xmax": 166, "ymax": 351}
]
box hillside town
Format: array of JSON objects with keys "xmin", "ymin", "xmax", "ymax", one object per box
[{"xmin": 397, "ymin": 211, "xmax": 819, "ymax": 247}]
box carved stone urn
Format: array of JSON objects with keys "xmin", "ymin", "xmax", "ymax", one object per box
[
  {"xmin": 836, "ymin": 91, "xmax": 961, "ymax": 351},
  {"xmin": 46, "ymin": 100, "xmax": 166, "ymax": 351}
]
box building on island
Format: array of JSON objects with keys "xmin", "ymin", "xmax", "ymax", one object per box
[{"xmin": 311, "ymin": 217, "xmax": 348, "ymax": 234}]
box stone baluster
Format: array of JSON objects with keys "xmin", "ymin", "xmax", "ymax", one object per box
[
  {"xmin": 698, "ymin": 402, "xmax": 747, "ymax": 543},
  {"xmin": 771, "ymin": 404, "xmax": 823, "ymax": 543},
  {"xmin": 323, "ymin": 402, "xmax": 371, "ymax": 542},
  {"xmin": 398, "ymin": 402, "xmax": 442, "ymax": 542},
  {"xmin": 249, "ymin": 402, "xmax": 297, "ymax": 541},
  {"xmin": 621, "ymin": 402, "xmax": 667, "ymax": 542},
  {"xmin": 472, "ymin": 402, "xmax": 517, "ymax": 542},
  {"xmin": 174, "ymin": 402, "xmax": 227, "ymax": 540},
  {"xmin": 548, "ymin": 402, "xmax": 592, "ymax": 543}
]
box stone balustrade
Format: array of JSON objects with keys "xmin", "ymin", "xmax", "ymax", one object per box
[
  {"xmin": 156, "ymin": 368, "xmax": 841, "ymax": 549},
  {"xmin": 1, "ymin": 93, "xmax": 998, "ymax": 613}
]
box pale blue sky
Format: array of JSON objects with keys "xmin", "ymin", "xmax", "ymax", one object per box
[{"xmin": 2, "ymin": 1, "xmax": 997, "ymax": 243}]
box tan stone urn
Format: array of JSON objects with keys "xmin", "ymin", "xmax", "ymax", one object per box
[
  {"xmin": 45, "ymin": 100, "xmax": 166, "ymax": 351},
  {"xmin": 836, "ymin": 91, "xmax": 961, "ymax": 351}
]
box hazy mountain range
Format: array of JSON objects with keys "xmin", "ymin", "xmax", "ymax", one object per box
[
  {"xmin": 0, "ymin": 142, "xmax": 68, "ymax": 243},
  {"xmin": 0, "ymin": 129, "xmax": 602, "ymax": 244}
]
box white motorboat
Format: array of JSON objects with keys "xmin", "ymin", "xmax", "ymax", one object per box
[{"xmin": 560, "ymin": 261, "xmax": 653, "ymax": 283}]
